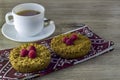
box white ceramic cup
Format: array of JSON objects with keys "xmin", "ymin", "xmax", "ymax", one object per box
[{"xmin": 5, "ymin": 3, "xmax": 45, "ymax": 37}]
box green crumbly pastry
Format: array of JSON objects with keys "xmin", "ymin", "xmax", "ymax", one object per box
[
  {"xmin": 51, "ymin": 33, "xmax": 91, "ymax": 59},
  {"xmin": 9, "ymin": 43, "xmax": 51, "ymax": 73}
]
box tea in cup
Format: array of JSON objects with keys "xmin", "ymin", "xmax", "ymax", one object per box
[{"xmin": 5, "ymin": 3, "xmax": 45, "ymax": 37}]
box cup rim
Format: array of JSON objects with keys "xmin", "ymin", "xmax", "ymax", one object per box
[{"xmin": 12, "ymin": 3, "xmax": 45, "ymax": 17}]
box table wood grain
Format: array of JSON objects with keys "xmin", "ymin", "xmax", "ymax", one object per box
[{"xmin": 0, "ymin": 0, "xmax": 119, "ymax": 80}]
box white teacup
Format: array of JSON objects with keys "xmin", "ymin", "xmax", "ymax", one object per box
[{"xmin": 5, "ymin": 3, "xmax": 45, "ymax": 37}]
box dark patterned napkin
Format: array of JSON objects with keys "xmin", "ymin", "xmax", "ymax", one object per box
[{"xmin": 0, "ymin": 26, "xmax": 114, "ymax": 80}]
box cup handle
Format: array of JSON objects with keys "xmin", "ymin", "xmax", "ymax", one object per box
[
  {"xmin": 44, "ymin": 19, "xmax": 51, "ymax": 27},
  {"xmin": 5, "ymin": 12, "xmax": 14, "ymax": 25}
]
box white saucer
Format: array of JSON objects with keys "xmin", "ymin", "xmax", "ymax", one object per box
[{"xmin": 1, "ymin": 20, "xmax": 55, "ymax": 42}]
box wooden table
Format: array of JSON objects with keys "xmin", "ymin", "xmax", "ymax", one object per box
[{"xmin": 0, "ymin": 0, "xmax": 119, "ymax": 80}]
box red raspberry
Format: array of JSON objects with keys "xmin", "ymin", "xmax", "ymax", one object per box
[
  {"xmin": 62, "ymin": 37, "xmax": 69, "ymax": 43},
  {"xmin": 70, "ymin": 34, "xmax": 78, "ymax": 41},
  {"xmin": 65, "ymin": 39, "xmax": 73, "ymax": 45},
  {"xmin": 28, "ymin": 46, "xmax": 36, "ymax": 52},
  {"xmin": 20, "ymin": 49, "xmax": 29, "ymax": 57},
  {"xmin": 28, "ymin": 50, "xmax": 36, "ymax": 58}
]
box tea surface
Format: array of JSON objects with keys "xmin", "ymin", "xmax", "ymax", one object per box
[{"xmin": 17, "ymin": 10, "xmax": 40, "ymax": 16}]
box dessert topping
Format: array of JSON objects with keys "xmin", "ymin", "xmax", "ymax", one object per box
[
  {"xmin": 28, "ymin": 46, "xmax": 36, "ymax": 52},
  {"xmin": 66, "ymin": 38, "xmax": 73, "ymax": 45},
  {"xmin": 20, "ymin": 45, "xmax": 37, "ymax": 58},
  {"xmin": 28, "ymin": 50, "xmax": 36, "ymax": 58},
  {"xmin": 70, "ymin": 34, "xmax": 78, "ymax": 41},
  {"xmin": 62, "ymin": 37, "xmax": 69, "ymax": 43},
  {"xmin": 20, "ymin": 49, "xmax": 29, "ymax": 57},
  {"xmin": 62, "ymin": 33, "xmax": 78, "ymax": 45}
]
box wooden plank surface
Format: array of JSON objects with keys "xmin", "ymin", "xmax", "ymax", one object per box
[{"xmin": 0, "ymin": 0, "xmax": 119, "ymax": 80}]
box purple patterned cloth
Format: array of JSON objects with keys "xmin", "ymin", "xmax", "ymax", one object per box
[{"xmin": 0, "ymin": 26, "xmax": 114, "ymax": 80}]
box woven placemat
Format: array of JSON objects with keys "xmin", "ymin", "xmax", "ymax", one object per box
[{"xmin": 0, "ymin": 26, "xmax": 114, "ymax": 80}]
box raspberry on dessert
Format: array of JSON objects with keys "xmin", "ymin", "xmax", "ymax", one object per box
[
  {"xmin": 65, "ymin": 38, "xmax": 73, "ymax": 45},
  {"xmin": 20, "ymin": 49, "xmax": 29, "ymax": 57},
  {"xmin": 62, "ymin": 33, "xmax": 78, "ymax": 46},
  {"xmin": 28, "ymin": 46, "xmax": 36, "ymax": 52},
  {"xmin": 28, "ymin": 50, "xmax": 36, "ymax": 58},
  {"xmin": 70, "ymin": 34, "xmax": 78, "ymax": 41},
  {"xmin": 62, "ymin": 37, "xmax": 69, "ymax": 43}
]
